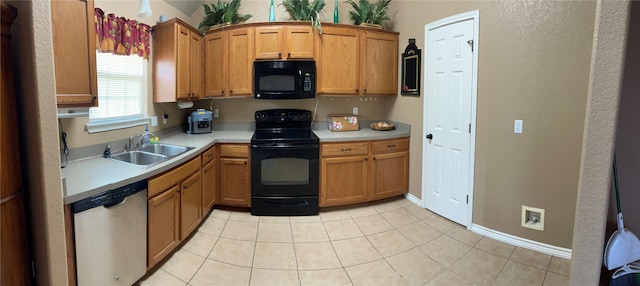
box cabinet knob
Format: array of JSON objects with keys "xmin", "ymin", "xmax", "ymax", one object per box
[
  {"xmin": 230, "ymin": 90, "xmax": 233, "ymax": 94},
  {"xmin": 222, "ymin": 90, "xmax": 225, "ymax": 95},
  {"xmin": 365, "ymin": 158, "xmax": 368, "ymax": 161},
  {"xmin": 287, "ymin": 52, "xmax": 291, "ymax": 58},
  {"xmin": 363, "ymin": 89, "xmax": 367, "ymax": 94},
  {"xmin": 278, "ymin": 52, "xmax": 282, "ymax": 58},
  {"xmin": 387, "ymin": 144, "xmax": 396, "ymax": 148},
  {"xmin": 373, "ymin": 157, "xmax": 376, "ymax": 160},
  {"xmin": 355, "ymin": 89, "xmax": 359, "ymax": 93}
]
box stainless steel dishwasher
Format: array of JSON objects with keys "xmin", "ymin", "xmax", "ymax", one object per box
[{"xmin": 72, "ymin": 180, "xmax": 147, "ymax": 285}]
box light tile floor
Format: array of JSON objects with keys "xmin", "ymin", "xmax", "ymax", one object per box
[{"xmin": 136, "ymin": 197, "xmax": 570, "ymax": 286}]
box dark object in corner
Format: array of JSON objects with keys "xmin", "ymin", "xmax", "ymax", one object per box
[{"xmin": 401, "ymin": 38, "xmax": 421, "ymax": 96}]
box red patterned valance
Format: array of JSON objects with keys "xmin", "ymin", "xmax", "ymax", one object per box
[{"xmin": 94, "ymin": 8, "xmax": 151, "ymax": 59}]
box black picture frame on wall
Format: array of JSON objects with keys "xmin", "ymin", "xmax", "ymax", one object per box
[{"xmin": 401, "ymin": 38, "xmax": 421, "ymax": 96}]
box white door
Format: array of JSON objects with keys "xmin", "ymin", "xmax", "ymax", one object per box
[{"xmin": 423, "ymin": 11, "xmax": 478, "ymax": 227}]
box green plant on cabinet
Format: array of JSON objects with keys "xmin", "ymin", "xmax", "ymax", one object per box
[
  {"xmin": 344, "ymin": 0, "xmax": 391, "ymax": 27},
  {"xmin": 198, "ymin": 0, "xmax": 252, "ymax": 33},
  {"xmin": 280, "ymin": 0, "xmax": 326, "ymax": 34}
]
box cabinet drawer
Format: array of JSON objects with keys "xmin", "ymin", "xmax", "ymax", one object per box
[
  {"xmin": 321, "ymin": 142, "xmax": 369, "ymax": 157},
  {"xmin": 220, "ymin": 144, "xmax": 249, "ymax": 158},
  {"xmin": 201, "ymin": 146, "xmax": 216, "ymax": 165},
  {"xmin": 148, "ymin": 156, "xmax": 201, "ymax": 198},
  {"xmin": 371, "ymin": 138, "xmax": 409, "ymax": 154}
]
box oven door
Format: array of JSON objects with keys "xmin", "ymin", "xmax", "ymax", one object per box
[{"xmin": 251, "ymin": 142, "xmax": 319, "ymax": 197}]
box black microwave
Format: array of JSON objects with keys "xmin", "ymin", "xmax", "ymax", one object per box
[{"xmin": 253, "ymin": 60, "xmax": 316, "ymax": 99}]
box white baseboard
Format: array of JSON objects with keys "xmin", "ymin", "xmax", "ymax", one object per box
[
  {"xmin": 404, "ymin": 193, "xmax": 422, "ymax": 207},
  {"xmin": 471, "ymin": 224, "xmax": 572, "ymax": 259}
]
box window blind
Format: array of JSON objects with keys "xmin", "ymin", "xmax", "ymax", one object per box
[{"xmin": 90, "ymin": 52, "xmax": 144, "ymax": 121}]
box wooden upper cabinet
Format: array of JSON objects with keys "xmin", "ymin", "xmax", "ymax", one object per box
[
  {"xmin": 204, "ymin": 31, "xmax": 226, "ymax": 97},
  {"xmin": 316, "ymin": 26, "xmax": 360, "ymax": 95},
  {"xmin": 153, "ymin": 19, "xmax": 202, "ymax": 102},
  {"xmin": 254, "ymin": 26, "xmax": 283, "ymax": 59},
  {"xmin": 361, "ymin": 30, "xmax": 398, "ymax": 96},
  {"xmin": 204, "ymin": 27, "xmax": 253, "ymax": 98},
  {"xmin": 227, "ymin": 27, "xmax": 253, "ymax": 97},
  {"xmin": 51, "ymin": 0, "xmax": 98, "ymax": 108},
  {"xmin": 255, "ymin": 25, "xmax": 314, "ymax": 60}
]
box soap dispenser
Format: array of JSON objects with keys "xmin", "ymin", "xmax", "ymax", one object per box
[{"xmin": 142, "ymin": 126, "xmax": 151, "ymax": 145}]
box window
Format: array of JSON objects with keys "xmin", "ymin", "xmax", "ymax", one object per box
[{"xmin": 86, "ymin": 52, "xmax": 148, "ymax": 133}]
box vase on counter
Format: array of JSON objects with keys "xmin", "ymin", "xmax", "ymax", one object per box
[
  {"xmin": 333, "ymin": 0, "xmax": 339, "ymax": 23},
  {"xmin": 269, "ymin": 0, "xmax": 275, "ymax": 22}
]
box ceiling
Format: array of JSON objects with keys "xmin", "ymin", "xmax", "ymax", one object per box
[{"xmin": 164, "ymin": 0, "xmax": 204, "ymax": 16}]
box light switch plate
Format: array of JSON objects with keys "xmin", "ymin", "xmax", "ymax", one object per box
[
  {"xmin": 353, "ymin": 107, "xmax": 359, "ymax": 115},
  {"xmin": 151, "ymin": 116, "xmax": 158, "ymax": 127},
  {"xmin": 214, "ymin": 109, "xmax": 219, "ymax": 118},
  {"xmin": 514, "ymin": 120, "xmax": 523, "ymax": 134}
]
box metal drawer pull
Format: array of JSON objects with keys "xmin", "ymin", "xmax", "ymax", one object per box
[
  {"xmin": 387, "ymin": 144, "xmax": 396, "ymax": 148},
  {"xmin": 341, "ymin": 148, "xmax": 352, "ymax": 152}
]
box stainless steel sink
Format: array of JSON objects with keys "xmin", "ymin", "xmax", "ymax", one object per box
[
  {"xmin": 137, "ymin": 144, "xmax": 194, "ymax": 157},
  {"xmin": 110, "ymin": 151, "xmax": 167, "ymax": 167},
  {"xmin": 108, "ymin": 143, "xmax": 194, "ymax": 167}
]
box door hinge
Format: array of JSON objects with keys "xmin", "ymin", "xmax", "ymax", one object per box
[
  {"xmin": 468, "ymin": 123, "xmax": 471, "ymax": 133},
  {"xmin": 467, "ymin": 40, "xmax": 474, "ymax": 52},
  {"xmin": 466, "ymin": 195, "xmax": 469, "ymax": 204}
]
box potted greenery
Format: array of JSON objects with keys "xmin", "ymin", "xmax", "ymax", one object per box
[
  {"xmin": 280, "ymin": 0, "xmax": 326, "ymax": 34},
  {"xmin": 198, "ymin": 0, "xmax": 252, "ymax": 33},
  {"xmin": 344, "ymin": 0, "xmax": 391, "ymax": 28}
]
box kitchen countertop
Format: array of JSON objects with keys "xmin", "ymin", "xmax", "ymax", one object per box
[{"xmin": 62, "ymin": 121, "xmax": 410, "ymax": 204}]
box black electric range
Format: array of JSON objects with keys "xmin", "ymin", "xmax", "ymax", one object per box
[{"xmin": 250, "ymin": 109, "xmax": 319, "ymax": 216}]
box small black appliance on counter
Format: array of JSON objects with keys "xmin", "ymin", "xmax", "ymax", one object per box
[{"xmin": 186, "ymin": 109, "xmax": 212, "ymax": 134}]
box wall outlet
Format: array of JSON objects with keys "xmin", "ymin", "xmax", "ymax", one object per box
[
  {"xmin": 163, "ymin": 113, "xmax": 168, "ymax": 124},
  {"xmin": 353, "ymin": 107, "xmax": 359, "ymax": 115},
  {"xmin": 213, "ymin": 109, "xmax": 219, "ymax": 118},
  {"xmin": 521, "ymin": 205, "xmax": 545, "ymax": 231},
  {"xmin": 514, "ymin": 119, "xmax": 523, "ymax": 134},
  {"xmin": 150, "ymin": 116, "xmax": 158, "ymax": 127}
]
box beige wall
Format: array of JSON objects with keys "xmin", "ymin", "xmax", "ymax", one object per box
[
  {"xmin": 387, "ymin": 1, "xmax": 596, "ymax": 249},
  {"xmin": 9, "ymin": 1, "xmax": 68, "ymax": 284}
]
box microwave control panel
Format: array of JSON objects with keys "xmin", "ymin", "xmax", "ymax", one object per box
[{"xmin": 303, "ymin": 73, "xmax": 313, "ymax": 92}]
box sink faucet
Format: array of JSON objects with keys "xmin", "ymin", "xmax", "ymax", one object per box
[
  {"xmin": 103, "ymin": 145, "xmax": 111, "ymax": 158},
  {"xmin": 129, "ymin": 132, "xmax": 156, "ymax": 149}
]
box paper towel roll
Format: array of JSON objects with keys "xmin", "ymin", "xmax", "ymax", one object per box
[{"xmin": 177, "ymin": 101, "xmax": 193, "ymax": 109}]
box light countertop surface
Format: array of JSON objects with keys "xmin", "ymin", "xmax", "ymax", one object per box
[{"xmin": 62, "ymin": 121, "xmax": 410, "ymax": 204}]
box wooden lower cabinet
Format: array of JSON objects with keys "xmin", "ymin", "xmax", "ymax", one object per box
[
  {"xmin": 370, "ymin": 151, "xmax": 409, "ymax": 200},
  {"xmin": 180, "ymin": 171, "xmax": 202, "ymax": 239},
  {"xmin": 219, "ymin": 144, "xmax": 250, "ymax": 207},
  {"xmin": 320, "ymin": 155, "xmax": 369, "ymax": 207},
  {"xmin": 147, "ymin": 185, "xmax": 180, "ymax": 268},
  {"xmin": 219, "ymin": 158, "xmax": 250, "ymax": 207},
  {"xmin": 201, "ymin": 146, "xmax": 217, "ymax": 215},
  {"xmin": 320, "ymin": 137, "xmax": 409, "ymax": 207},
  {"xmin": 147, "ymin": 156, "xmax": 201, "ymax": 269}
]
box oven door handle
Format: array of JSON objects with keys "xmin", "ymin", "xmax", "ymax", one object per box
[{"xmin": 251, "ymin": 143, "xmax": 319, "ymax": 149}]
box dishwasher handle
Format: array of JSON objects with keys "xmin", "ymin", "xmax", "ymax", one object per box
[{"xmin": 72, "ymin": 180, "xmax": 148, "ymax": 214}]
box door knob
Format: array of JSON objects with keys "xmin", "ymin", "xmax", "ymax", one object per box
[{"xmin": 426, "ymin": 134, "xmax": 433, "ymax": 140}]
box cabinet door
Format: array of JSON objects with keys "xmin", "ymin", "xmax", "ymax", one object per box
[
  {"xmin": 202, "ymin": 158, "xmax": 217, "ymax": 215},
  {"xmin": 227, "ymin": 28, "xmax": 254, "ymax": 97},
  {"xmin": 370, "ymin": 151, "xmax": 409, "ymax": 200},
  {"xmin": 176, "ymin": 25, "xmax": 192, "ymax": 100},
  {"xmin": 180, "ymin": 171, "xmax": 202, "ymax": 239},
  {"xmin": 51, "ymin": 0, "xmax": 97, "ymax": 107},
  {"xmin": 190, "ymin": 31, "xmax": 203, "ymax": 99},
  {"xmin": 316, "ymin": 26, "xmax": 359, "ymax": 95},
  {"xmin": 320, "ymin": 155, "xmax": 368, "ymax": 207},
  {"xmin": 148, "ymin": 186, "xmax": 180, "ymax": 268},
  {"xmin": 286, "ymin": 26, "xmax": 314, "ymax": 59},
  {"xmin": 254, "ymin": 26, "xmax": 283, "ymax": 59},
  {"xmin": 204, "ymin": 31, "xmax": 226, "ymax": 97},
  {"xmin": 219, "ymin": 158, "xmax": 250, "ymax": 207},
  {"xmin": 361, "ymin": 31, "xmax": 398, "ymax": 95}
]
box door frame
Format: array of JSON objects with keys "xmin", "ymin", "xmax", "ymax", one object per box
[{"xmin": 421, "ymin": 10, "xmax": 479, "ymax": 228}]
